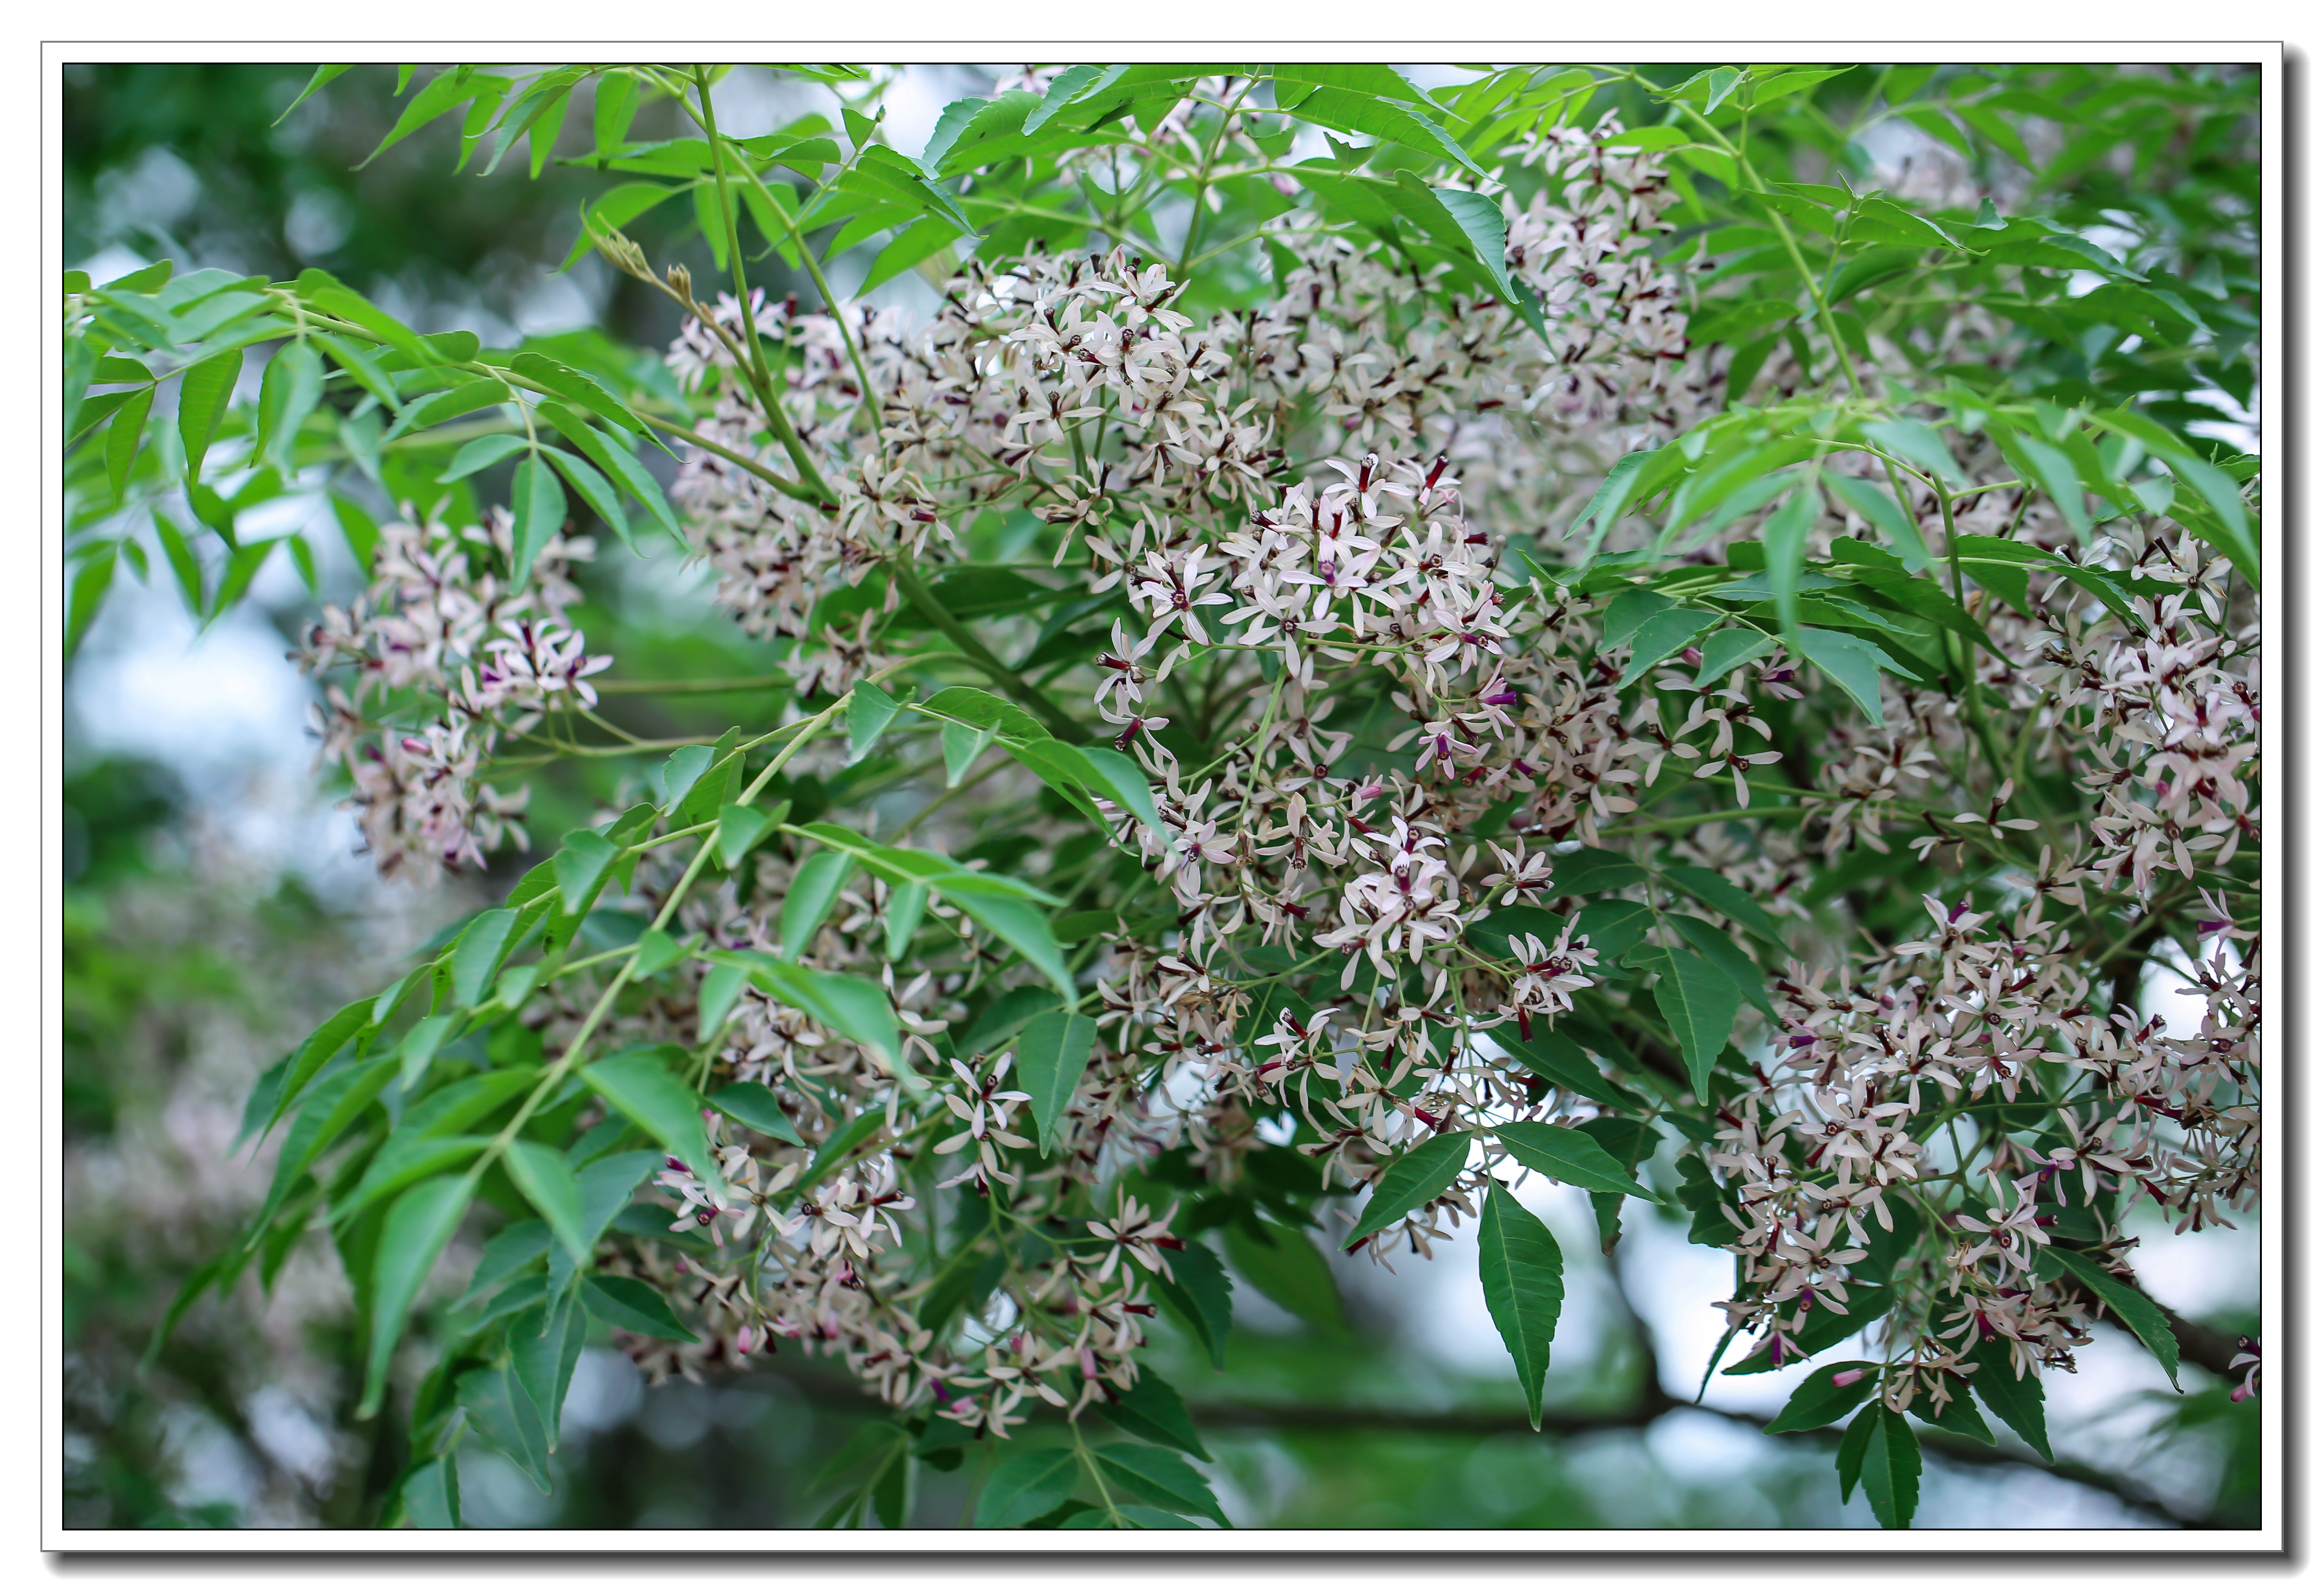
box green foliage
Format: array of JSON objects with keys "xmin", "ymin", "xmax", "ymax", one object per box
[{"xmin": 74, "ymin": 58, "xmax": 2261, "ymax": 1534}]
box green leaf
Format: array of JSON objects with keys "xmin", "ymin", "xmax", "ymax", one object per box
[
  {"xmin": 1991, "ymin": 424, "xmax": 2090, "ymax": 541},
  {"xmin": 1280, "ymin": 83, "xmax": 1484, "ymax": 176},
  {"xmin": 1860, "ymin": 1405, "xmax": 1922, "ymax": 1529},
  {"xmin": 1494, "ymin": 1122, "xmax": 1658, "ymax": 1202},
  {"xmin": 1861, "ymin": 418, "xmax": 1967, "ymax": 489},
  {"xmin": 395, "ymin": 1013, "xmax": 456, "ymax": 1090},
  {"xmin": 1094, "ymin": 1444, "xmax": 1229, "ymax": 1526},
  {"xmin": 1077, "ymin": 743, "xmax": 1161, "ymax": 832},
  {"xmin": 579, "ymin": 1044, "xmax": 720, "ymax": 1201},
  {"xmin": 1477, "ymin": 1181, "xmax": 1566, "ymax": 1430},
  {"xmin": 797, "ymin": 1109, "xmax": 892, "ymax": 1191},
  {"xmin": 1344, "ymin": 1131, "xmax": 1474, "ymax": 1248},
  {"xmin": 2042, "ymin": 1248, "xmax": 2180, "ymax": 1387},
  {"xmin": 1655, "ymin": 864, "xmax": 1790, "ymax": 952},
  {"xmin": 1496, "ymin": 1026, "xmax": 1647, "ymax": 1111},
  {"xmin": 847, "ymin": 681, "xmax": 902, "ymax": 761},
  {"xmin": 1668, "ymin": 914, "xmax": 1777, "ymax": 1019},
  {"xmin": 434, "ymin": 433, "xmax": 528, "ymax": 484},
  {"xmin": 64, "ymin": 548, "xmax": 117, "ymax": 660},
  {"xmin": 974, "ymin": 1446, "xmax": 1080, "ymax": 1527},
  {"xmin": 1221, "ymin": 1219, "xmax": 1343, "ymax": 1332},
  {"xmin": 276, "ymin": 64, "xmax": 353, "ymax": 124},
  {"xmin": 384, "ymin": 377, "xmax": 509, "ymax": 441},
  {"xmin": 777, "ymin": 849, "xmax": 855, "ymax": 956},
  {"xmin": 503, "ymin": 1140, "xmax": 591, "ymax": 1264},
  {"xmin": 103, "ymin": 385, "xmax": 154, "ymax": 497},
  {"xmin": 695, "ymin": 962, "xmax": 746, "ymax": 1043},
  {"xmin": 1640, "ymin": 946, "xmax": 1744, "ymax": 1098},
  {"xmin": 573, "ymin": 1149, "xmax": 661, "ymax": 1242},
  {"xmin": 1765, "ymin": 1362, "xmax": 1881, "ymax": 1434},
  {"xmin": 451, "ymin": 908, "xmax": 522, "ymax": 1007},
  {"xmin": 945, "ymin": 891, "xmax": 1077, "ymax": 1003},
  {"xmin": 258, "ymin": 998, "xmax": 373, "ymax": 1142},
  {"xmin": 455, "ymin": 1363, "xmax": 551, "ymax": 1491},
  {"xmin": 337, "ymin": 1133, "xmax": 492, "ymax": 1222},
  {"xmin": 1092, "ymin": 1368, "xmax": 1213, "ymax": 1460},
  {"xmin": 508, "ymin": 453, "xmax": 567, "ymax": 589},
  {"xmin": 396, "ymin": 1455, "xmax": 460, "ymax": 1528},
  {"xmin": 533, "ymin": 402, "xmax": 681, "ymax": 538},
  {"xmin": 151, "ymin": 509, "xmax": 205, "ymax": 614},
  {"xmin": 359, "ymin": 1172, "xmax": 477, "ymax": 1418},
  {"xmin": 362, "ymin": 65, "xmax": 490, "ymax": 167},
  {"xmin": 632, "ymin": 927, "xmax": 686, "ymax": 979},
  {"xmin": 1690, "ymin": 627, "xmax": 1777, "ymax": 686},
  {"xmin": 708, "ymin": 1081, "xmax": 807, "ymax": 1145},
  {"xmin": 1968, "ymin": 1353, "xmax": 2052, "ymax": 1461},
  {"xmin": 1151, "ymin": 1239, "xmax": 1234, "ymax": 1371},
  {"xmin": 1794, "ymin": 627, "xmax": 1908, "ymax": 729},
  {"xmin": 884, "ymin": 882, "xmax": 929, "ymax": 961},
  {"xmin": 1572, "ymin": 898, "xmax": 1653, "ymax": 959},
  {"xmin": 859, "ymin": 214, "xmax": 965, "ymax": 294},
  {"xmin": 745, "ymin": 961, "xmax": 911, "ymax": 1086},
  {"xmin": 1909, "ymin": 1376, "xmax": 1994, "ymax": 1445},
  {"xmin": 1578, "ymin": 449, "xmax": 1668, "ymax": 548},
  {"xmin": 554, "ymin": 828, "xmax": 620, "ymax": 918},
  {"xmin": 715, "ymin": 803, "xmax": 779, "ymax": 870},
  {"xmin": 1015, "ymin": 1009, "xmax": 1098, "ymax": 1155},
  {"xmin": 1823, "ymin": 473, "xmax": 1931, "ymax": 570},
  {"xmin": 1430, "ymin": 186, "xmax": 1549, "ymax": 337},
  {"xmin": 507, "ymin": 1293, "xmax": 588, "ymax": 1455},
  {"xmin": 541, "ymin": 445, "xmax": 632, "ymax": 552},
  {"xmin": 175, "ymin": 348, "xmax": 242, "ymax": 480},
  {"xmin": 1837, "ymin": 1400, "xmax": 1876, "ymax": 1502},
  {"xmin": 1023, "ymin": 64, "xmax": 1107, "ymax": 132},
  {"xmin": 1616, "ymin": 605, "xmax": 1721, "ymax": 687},
  {"xmin": 941, "ymin": 722, "xmax": 993, "ymax": 786},
  {"xmin": 581, "ymin": 1273, "xmax": 697, "ymax": 1341},
  {"xmin": 918, "ymin": 684, "xmax": 1049, "ymax": 743},
  {"xmin": 1760, "ymin": 489, "xmax": 1816, "ymax": 642}
]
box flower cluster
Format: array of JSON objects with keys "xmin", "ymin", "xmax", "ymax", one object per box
[{"xmin": 292, "ymin": 508, "xmax": 607, "ymax": 882}]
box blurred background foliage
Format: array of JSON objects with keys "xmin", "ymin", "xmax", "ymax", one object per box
[{"xmin": 59, "ymin": 60, "xmax": 2259, "ymax": 1531}]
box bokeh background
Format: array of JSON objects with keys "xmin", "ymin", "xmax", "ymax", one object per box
[{"xmin": 59, "ymin": 61, "xmax": 2261, "ymax": 1530}]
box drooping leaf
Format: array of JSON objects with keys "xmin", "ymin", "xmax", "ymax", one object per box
[
  {"xmin": 1090, "ymin": 1368, "xmax": 1212, "ymax": 1460},
  {"xmin": 1765, "ymin": 1362, "xmax": 1882, "ymax": 1434},
  {"xmin": 554, "ymin": 828, "xmax": 620, "ymax": 918},
  {"xmin": 847, "ymin": 681, "xmax": 902, "ymax": 761},
  {"xmin": 508, "ymin": 453, "xmax": 567, "ymax": 590},
  {"xmin": 708, "ymin": 1081, "xmax": 807, "ymax": 1145},
  {"xmin": 2043, "ymin": 1248, "xmax": 2180, "ymax": 1387},
  {"xmin": 1968, "ymin": 1352, "xmax": 2053, "ymax": 1462},
  {"xmin": 1221, "ymin": 1219, "xmax": 1343, "ymax": 1331},
  {"xmin": 1859, "ymin": 1404, "xmax": 1922, "ymax": 1529},
  {"xmin": 359, "ymin": 1172, "xmax": 477, "ymax": 1418},
  {"xmin": 579, "ymin": 1044, "xmax": 720, "ymax": 1201},
  {"xmin": 1493, "ymin": 1122, "xmax": 1658, "ymax": 1203},
  {"xmin": 1150, "ymin": 1239, "xmax": 1234, "ymax": 1371},
  {"xmin": 1344, "ymin": 1131, "xmax": 1474, "ymax": 1248},
  {"xmin": 1477, "ymin": 1180, "xmax": 1566, "ymax": 1429},
  {"xmin": 974, "ymin": 1445, "xmax": 1080, "ymax": 1528},
  {"xmin": 1794, "ymin": 627, "xmax": 1910, "ymax": 729},
  {"xmin": 1014, "ymin": 1009, "xmax": 1098, "ymax": 1155},
  {"xmin": 502, "ymin": 1140, "xmax": 591, "ymax": 1264},
  {"xmin": 451, "ymin": 908, "xmax": 522, "ymax": 1007},
  {"xmin": 580, "ymin": 1273, "xmax": 697, "ymax": 1341},
  {"xmin": 175, "ymin": 348, "xmax": 243, "ymax": 480},
  {"xmin": 1092, "ymin": 1444, "xmax": 1229, "ymax": 1526},
  {"xmin": 1637, "ymin": 946, "xmax": 1743, "ymax": 1097}
]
